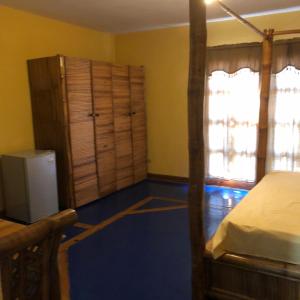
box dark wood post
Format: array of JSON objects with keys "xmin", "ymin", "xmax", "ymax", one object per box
[
  {"xmin": 256, "ymin": 29, "xmax": 274, "ymax": 182},
  {"xmin": 188, "ymin": 0, "xmax": 207, "ymax": 299}
]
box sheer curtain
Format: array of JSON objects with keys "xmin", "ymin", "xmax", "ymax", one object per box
[
  {"xmin": 267, "ymin": 66, "xmax": 300, "ymax": 172},
  {"xmin": 206, "ymin": 68, "xmax": 260, "ymax": 182}
]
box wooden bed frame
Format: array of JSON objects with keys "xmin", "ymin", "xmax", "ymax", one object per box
[
  {"xmin": 187, "ymin": 1, "xmax": 300, "ymax": 299},
  {"xmin": 204, "ymin": 240, "xmax": 300, "ymax": 299}
]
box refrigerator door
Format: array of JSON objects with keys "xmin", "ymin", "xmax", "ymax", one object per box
[
  {"xmin": 26, "ymin": 152, "xmax": 59, "ymax": 223},
  {"xmin": 2, "ymin": 150, "xmax": 59, "ymax": 223}
]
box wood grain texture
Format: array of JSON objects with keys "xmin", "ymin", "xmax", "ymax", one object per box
[
  {"xmin": 112, "ymin": 65, "xmax": 134, "ymax": 190},
  {"xmin": 205, "ymin": 241, "xmax": 300, "ymax": 299},
  {"xmin": 0, "ymin": 210, "xmax": 77, "ymax": 300},
  {"xmin": 27, "ymin": 56, "xmax": 75, "ymax": 209},
  {"xmin": 129, "ymin": 66, "xmax": 147, "ymax": 183},
  {"xmin": 91, "ymin": 61, "xmax": 117, "ymax": 196},
  {"xmin": 28, "ymin": 55, "xmax": 147, "ymax": 207},
  {"xmin": 58, "ymin": 249, "xmax": 70, "ymax": 300},
  {"xmin": 0, "ymin": 219, "xmax": 25, "ymax": 238},
  {"xmin": 256, "ymin": 31, "xmax": 274, "ymax": 183},
  {"xmin": 65, "ymin": 57, "xmax": 99, "ymax": 206},
  {"xmin": 188, "ymin": 0, "xmax": 207, "ymax": 299}
]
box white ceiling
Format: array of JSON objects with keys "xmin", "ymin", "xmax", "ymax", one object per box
[{"xmin": 1, "ymin": 0, "xmax": 300, "ymax": 33}]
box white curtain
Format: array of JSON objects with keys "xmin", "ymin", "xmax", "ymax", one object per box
[
  {"xmin": 206, "ymin": 68, "xmax": 260, "ymax": 182},
  {"xmin": 267, "ymin": 66, "xmax": 300, "ymax": 172}
]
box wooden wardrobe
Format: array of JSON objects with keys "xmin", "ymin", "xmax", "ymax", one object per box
[{"xmin": 27, "ymin": 55, "xmax": 147, "ymax": 208}]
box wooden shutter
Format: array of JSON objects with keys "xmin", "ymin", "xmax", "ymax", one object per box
[
  {"xmin": 129, "ymin": 66, "xmax": 147, "ymax": 182},
  {"xmin": 112, "ymin": 65, "xmax": 134, "ymax": 190},
  {"xmin": 65, "ymin": 57, "xmax": 99, "ymax": 207},
  {"xmin": 91, "ymin": 61, "xmax": 117, "ymax": 196}
]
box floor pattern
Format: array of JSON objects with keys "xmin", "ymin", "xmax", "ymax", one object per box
[{"xmin": 60, "ymin": 180, "xmax": 248, "ymax": 300}]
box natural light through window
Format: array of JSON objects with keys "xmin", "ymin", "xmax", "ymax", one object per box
[
  {"xmin": 267, "ymin": 66, "xmax": 300, "ymax": 172},
  {"xmin": 207, "ymin": 68, "xmax": 260, "ymax": 182}
]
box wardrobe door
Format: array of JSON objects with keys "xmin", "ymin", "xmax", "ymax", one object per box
[
  {"xmin": 65, "ymin": 57, "xmax": 99, "ymax": 207},
  {"xmin": 129, "ymin": 66, "xmax": 147, "ymax": 182},
  {"xmin": 91, "ymin": 61, "xmax": 117, "ymax": 196},
  {"xmin": 112, "ymin": 65, "xmax": 134, "ymax": 190}
]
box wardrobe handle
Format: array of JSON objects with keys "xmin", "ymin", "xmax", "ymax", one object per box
[
  {"xmin": 132, "ymin": 112, "xmax": 137, "ymax": 115},
  {"xmin": 88, "ymin": 113, "xmax": 100, "ymax": 117}
]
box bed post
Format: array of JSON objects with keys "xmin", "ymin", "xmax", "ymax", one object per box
[
  {"xmin": 188, "ymin": 0, "xmax": 207, "ymax": 299},
  {"xmin": 256, "ymin": 29, "xmax": 274, "ymax": 183}
]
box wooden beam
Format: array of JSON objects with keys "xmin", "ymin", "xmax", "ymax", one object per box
[
  {"xmin": 218, "ymin": 0, "xmax": 266, "ymax": 38},
  {"xmin": 256, "ymin": 29, "xmax": 274, "ymax": 183},
  {"xmin": 273, "ymin": 29, "xmax": 300, "ymax": 36},
  {"xmin": 188, "ymin": 0, "xmax": 207, "ymax": 299}
]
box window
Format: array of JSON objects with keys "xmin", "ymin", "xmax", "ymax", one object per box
[
  {"xmin": 267, "ymin": 66, "xmax": 300, "ymax": 172},
  {"xmin": 207, "ymin": 68, "xmax": 260, "ymax": 182}
]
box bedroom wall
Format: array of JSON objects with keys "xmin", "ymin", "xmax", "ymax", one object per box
[
  {"xmin": 0, "ymin": 6, "xmax": 115, "ymax": 210},
  {"xmin": 115, "ymin": 10, "xmax": 300, "ymax": 178},
  {"xmin": 0, "ymin": 6, "xmax": 114, "ymax": 154}
]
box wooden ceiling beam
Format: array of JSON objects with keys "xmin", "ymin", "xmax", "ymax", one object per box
[
  {"xmin": 273, "ymin": 29, "xmax": 300, "ymax": 36},
  {"xmin": 217, "ymin": 0, "xmax": 266, "ymax": 38}
]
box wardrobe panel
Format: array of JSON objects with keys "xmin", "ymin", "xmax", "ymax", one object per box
[
  {"xmin": 74, "ymin": 176, "xmax": 99, "ymax": 207},
  {"xmin": 91, "ymin": 61, "xmax": 117, "ymax": 194},
  {"xmin": 97, "ymin": 151, "xmax": 116, "ymax": 195},
  {"xmin": 96, "ymin": 133, "xmax": 115, "ymax": 153},
  {"xmin": 129, "ymin": 66, "xmax": 147, "ymax": 183},
  {"xmin": 27, "ymin": 56, "xmax": 74, "ymax": 208},
  {"xmin": 69, "ymin": 122, "xmax": 96, "ymax": 166},
  {"xmin": 112, "ymin": 65, "xmax": 134, "ymax": 189},
  {"xmin": 65, "ymin": 57, "xmax": 94, "ymax": 123},
  {"xmin": 65, "ymin": 57, "xmax": 99, "ymax": 206},
  {"xmin": 113, "ymin": 97, "xmax": 132, "ymax": 132}
]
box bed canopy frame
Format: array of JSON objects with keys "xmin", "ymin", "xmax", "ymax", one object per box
[{"xmin": 187, "ymin": 1, "xmax": 300, "ymax": 299}]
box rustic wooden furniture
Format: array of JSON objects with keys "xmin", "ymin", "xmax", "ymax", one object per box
[
  {"xmin": 205, "ymin": 241, "xmax": 300, "ymax": 299},
  {"xmin": 0, "ymin": 219, "xmax": 25, "ymax": 238},
  {"xmin": 27, "ymin": 56, "xmax": 147, "ymax": 208},
  {"xmin": 188, "ymin": 1, "xmax": 300, "ymax": 300},
  {"xmin": 0, "ymin": 209, "xmax": 77, "ymax": 300}
]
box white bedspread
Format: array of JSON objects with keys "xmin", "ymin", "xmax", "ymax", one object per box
[{"xmin": 211, "ymin": 172, "xmax": 300, "ymax": 264}]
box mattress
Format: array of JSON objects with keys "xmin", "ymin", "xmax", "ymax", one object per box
[{"xmin": 211, "ymin": 172, "xmax": 300, "ymax": 264}]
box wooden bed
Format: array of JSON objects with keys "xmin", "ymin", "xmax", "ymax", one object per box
[
  {"xmin": 203, "ymin": 172, "xmax": 300, "ymax": 299},
  {"xmin": 187, "ymin": 1, "xmax": 300, "ymax": 299},
  {"xmin": 204, "ymin": 241, "xmax": 300, "ymax": 299}
]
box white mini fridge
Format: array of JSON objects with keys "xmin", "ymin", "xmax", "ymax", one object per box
[{"xmin": 1, "ymin": 150, "xmax": 59, "ymax": 223}]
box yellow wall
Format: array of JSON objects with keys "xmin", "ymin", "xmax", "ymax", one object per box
[
  {"xmin": 0, "ymin": 5, "xmax": 114, "ymax": 154},
  {"xmin": 1, "ymin": 5, "xmax": 300, "ymax": 181},
  {"xmin": 115, "ymin": 11, "xmax": 300, "ymax": 177}
]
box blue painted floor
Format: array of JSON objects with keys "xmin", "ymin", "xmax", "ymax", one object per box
[{"xmin": 63, "ymin": 180, "xmax": 248, "ymax": 300}]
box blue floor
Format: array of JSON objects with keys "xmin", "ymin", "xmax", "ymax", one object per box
[{"xmin": 64, "ymin": 180, "xmax": 248, "ymax": 300}]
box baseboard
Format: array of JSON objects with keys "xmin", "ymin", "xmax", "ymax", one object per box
[
  {"xmin": 147, "ymin": 173, "xmax": 254, "ymax": 190},
  {"xmin": 147, "ymin": 173, "xmax": 188, "ymax": 184},
  {"xmin": 206, "ymin": 178, "xmax": 254, "ymax": 190}
]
